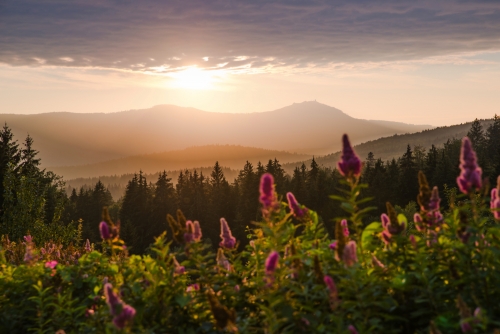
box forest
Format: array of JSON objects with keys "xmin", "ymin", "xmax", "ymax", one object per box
[
  {"xmin": 1, "ymin": 121, "xmax": 500, "ymax": 332},
  {"xmin": 1, "ymin": 117, "xmax": 500, "ymax": 254}
]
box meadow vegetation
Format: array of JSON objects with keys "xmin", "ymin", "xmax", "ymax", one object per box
[{"xmin": 2, "ymin": 131, "xmax": 500, "ymax": 333}]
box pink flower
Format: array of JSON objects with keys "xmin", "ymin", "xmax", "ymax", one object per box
[
  {"xmin": 217, "ymin": 248, "xmax": 232, "ymax": 272},
  {"xmin": 429, "ymin": 186, "xmax": 441, "ymax": 211},
  {"xmin": 184, "ymin": 220, "xmax": 195, "ymax": 243},
  {"xmin": 286, "ymin": 192, "xmax": 308, "ymax": 218},
  {"xmin": 186, "ymin": 283, "xmax": 200, "ymax": 292},
  {"xmin": 337, "ymin": 134, "xmax": 362, "ymax": 179},
  {"xmin": 259, "ymin": 173, "xmax": 278, "ymax": 214},
  {"xmin": 219, "ymin": 218, "xmax": 236, "ymax": 249},
  {"xmin": 112, "ymin": 304, "xmax": 136, "ymax": 330},
  {"xmin": 329, "ymin": 241, "xmax": 338, "ymax": 250},
  {"xmin": 460, "ymin": 320, "xmax": 472, "ymax": 333},
  {"xmin": 193, "ymin": 220, "xmax": 202, "ymax": 241},
  {"xmin": 323, "ymin": 275, "xmax": 337, "ymax": 295},
  {"xmin": 491, "ymin": 179, "xmax": 500, "ymax": 220},
  {"xmin": 348, "ymin": 325, "xmax": 359, "ymax": 334},
  {"xmin": 265, "ymin": 251, "xmax": 280, "ymax": 286},
  {"xmin": 342, "ymin": 241, "xmax": 358, "ymax": 267},
  {"xmin": 104, "ymin": 283, "xmax": 136, "ymax": 329},
  {"xmin": 99, "ymin": 221, "xmax": 111, "ymax": 240},
  {"xmin": 84, "ymin": 239, "xmax": 91, "ymax": 252},
  {"xmin": 173, "ymin": 256, "xmax": 185, "ymax": 274},
  {"xmin": 265, "ymin": 251, "xmax": 280, "ymax": 275},
  {"xmin": 23, "ymin": 235, "xmax": 33, "ymax": 243},
  {"xmin": 380, "ymin": 212, "xmax": 405, "ymax": 244},
  {"xmin": 457, "ymin": 137, "xmax": 482, "ymax": 194},
  {"xmin": 45, "ymin": 260, "xmax": 58, "ymax": 269},
  {"xmin": 104, "ymin": 283, "xmax": 122, "ymax": 316},
  {"xmin": 410, "ymin": 235, "xmax": 417, "ymax": 249},
  {"xmin": 341, "ymin": 219, "xmax": 349, "ymax": 237}
]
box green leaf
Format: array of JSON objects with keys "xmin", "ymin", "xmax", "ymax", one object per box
[
  {"xmin": 397, "ymin": 214, "xmax": 408, "ymax": 225},
  {"xmin": 175, "ymin": 294, "xmax": 191, "ymax": 307},
  {"xmin": 362, "ymin": 222, "xmax": 382, "ymax": 251},
  {"xmin": 340, "ymin": 202, "xmax": 355, "ymax": 213}
]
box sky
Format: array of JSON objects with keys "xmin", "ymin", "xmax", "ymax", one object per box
[{"xmin": 1, "ymin": 0, "xmax": 500, "ymax": 126}]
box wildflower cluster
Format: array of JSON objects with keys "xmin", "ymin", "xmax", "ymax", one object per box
[{"xmin": 1, "ymin": 134, "xmax": 500, "ymax": 333}]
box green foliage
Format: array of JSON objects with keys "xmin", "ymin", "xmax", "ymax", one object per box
[
  {"xmin": 2, "ymin": 159, "xmax": 500, "ymax": 333},
  {"xmin": 0, "ymin": 125, "xmax": 80, "ymax": 246}
]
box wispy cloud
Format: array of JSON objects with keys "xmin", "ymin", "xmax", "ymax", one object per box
[{"xmin": 1, "ymin": 0, "xmax": 500, "ymax": 76}]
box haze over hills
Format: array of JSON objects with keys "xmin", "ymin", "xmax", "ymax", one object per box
[
  {"xmin": 0, "ymin": 101, "xmax": 432, "ymax": 167},
  {"xmin": 51, "ymin": 145, "xmax": 312, "ymax": 180},
  {"xmin": 61, "ymin": 118, "xmax": 488, "ymax": 200},
  {"xmin": 285, "ymin": 119, "xmax": 492, "ymax": 170}
]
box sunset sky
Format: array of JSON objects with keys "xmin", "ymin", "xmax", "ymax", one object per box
[{"xmin": 1, "ymin": 0, "xmax": 500, "ymax": 126}]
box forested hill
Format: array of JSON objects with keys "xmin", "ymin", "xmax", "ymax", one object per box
[
  {"xmin": 285, "ymin": 118, "xmax": 494, "ymax": 170},
  {"xmin": 1, "ymin": 101, "xmax": 431, "ymax": 166}
]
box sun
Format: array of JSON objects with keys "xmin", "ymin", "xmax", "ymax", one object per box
[{"xmin": 169, "ymin": 67, "xmax": 220, "ymax": 90}]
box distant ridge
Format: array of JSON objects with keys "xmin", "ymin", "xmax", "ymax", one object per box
[
  {"xmin": 283, "ymin": 119, "xmax": 493, "ymax": 170},
  {"xmin": 51, "ymin": 145, "xmax": 312, "ymax": 179},
  {"xmin": 0, "ymin": 101, "xmax": 432, "ymax": 167}
]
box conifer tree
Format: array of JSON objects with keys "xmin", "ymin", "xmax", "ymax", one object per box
[
  {"xmin": 399, "ymin": 145, "xmax": 418, "ymax": 205},
  {"xmin": 0, "ymin": 124, "xmax": 21, "ymax": 218},
  {"xmin": 234, "ymin": 161, "xmax": 258, "ymax": 224},
  {"xmin": 150, "ymin": 171, "xmax": 176, "ymax": 241}
]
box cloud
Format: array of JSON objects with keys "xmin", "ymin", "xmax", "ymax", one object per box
[{"xmin": 1, "ymin": 0, "xmax": 500, "ymax": 75}]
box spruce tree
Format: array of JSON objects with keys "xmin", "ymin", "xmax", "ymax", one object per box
[{"xmin": 0, "ymin": 124, "xmax": 21, "ymax": 219}]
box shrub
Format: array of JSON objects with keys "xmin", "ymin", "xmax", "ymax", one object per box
[{"xmin": 1, "ymin": 135, "xmax": 500, "ymax": 333}]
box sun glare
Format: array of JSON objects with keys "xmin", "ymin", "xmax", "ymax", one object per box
[{"xmin": 168, "ymin": 67, "xmax": 220, "ymax": 90}]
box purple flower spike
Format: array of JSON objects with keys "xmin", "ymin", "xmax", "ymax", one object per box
[
  {"xmin": 338, "ymin": 134, "xmax": 362, "ymax": 179},
  {"xmin": 219, "ymin": 218, "xmax": 236, "ymax": 249},
  {"xmin": 184, "ymin": 220, "xmax": 195, "ymax": 243},
  {"xmin": 342, "ymin": 241, "xmax": 358, "ymax": 267},
  {"xmin": 286, "ymin": 192, "xmax": 307, "ymax": 218},
  {"xmin": 104, "ymin": 283, "xmax": 122, "ymax": 316},
  {"xmin": 429, "ymin": 186, "xmax": 441, "ymax": 211},
  {"xmin": 265, "ymin": 251, "xmax": 280, "ymax": 275},
  {"xmin": 85, "ymin": 239, "xmax": 91, "ymax": 252},
  {"xmin": 112, "ymin": 304, "xmax": 136, "ymax": 330},
  {"xmin": 457, "ymin": 137, "xmax": 482, "ymax": 194},
  {"xmin": 259, "ymin": 173, "xmax": 278, "ymax": 212},
  {"xmin": 323, "ymin": 275, "xmax": 337, "ymax": 294},
  {"xmin": 193, "ymin": 220, "xmax": 202, "ymax": 241},
  {"xmin": 348, "ymin": 325, "xmax": 359, "ymax": 334},
  {"xmin": 491, "ymin": 178, "xmax": 500, "ymax": 220},
  {"xmin": 341, "ymin": 219, "xmax": 349, "ymax": 237},
  {"xmin": 173, "ymin": 256, "xmax": 185, "ymax": 274},
  {"xmin": 460, "ymin": 321, "xmax": 472, "ymax": 333},
  {"xmin": 410, "ymin": 235, "xmax": 417, "ymax": 249},
  {"xmin": 264, "ymin": 251, "xmax": 280, "ymax": 287},
  {"xmin": 381, "ymin": 214, "xmax": 390, "ymax": 229},
  {"xmin": 99, "ymin": 221, "xmax": 111, "ymax": 240}
]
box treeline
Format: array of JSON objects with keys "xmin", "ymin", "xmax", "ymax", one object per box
[
  {"xmin": 0, "ymin": 125, "xmax": 79, "ymax": 244},
  {"xmin": 3, "ymin": 116, "xmax": 500, "ymax": 254},
  {"xmin": 63, "ymin": 116, "xmax": 500, "ymax": 254}
]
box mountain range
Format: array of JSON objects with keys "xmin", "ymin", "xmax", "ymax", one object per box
[{"xmin": 1, "ymin": 101, "xmax": 432, "ymax": 168}]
